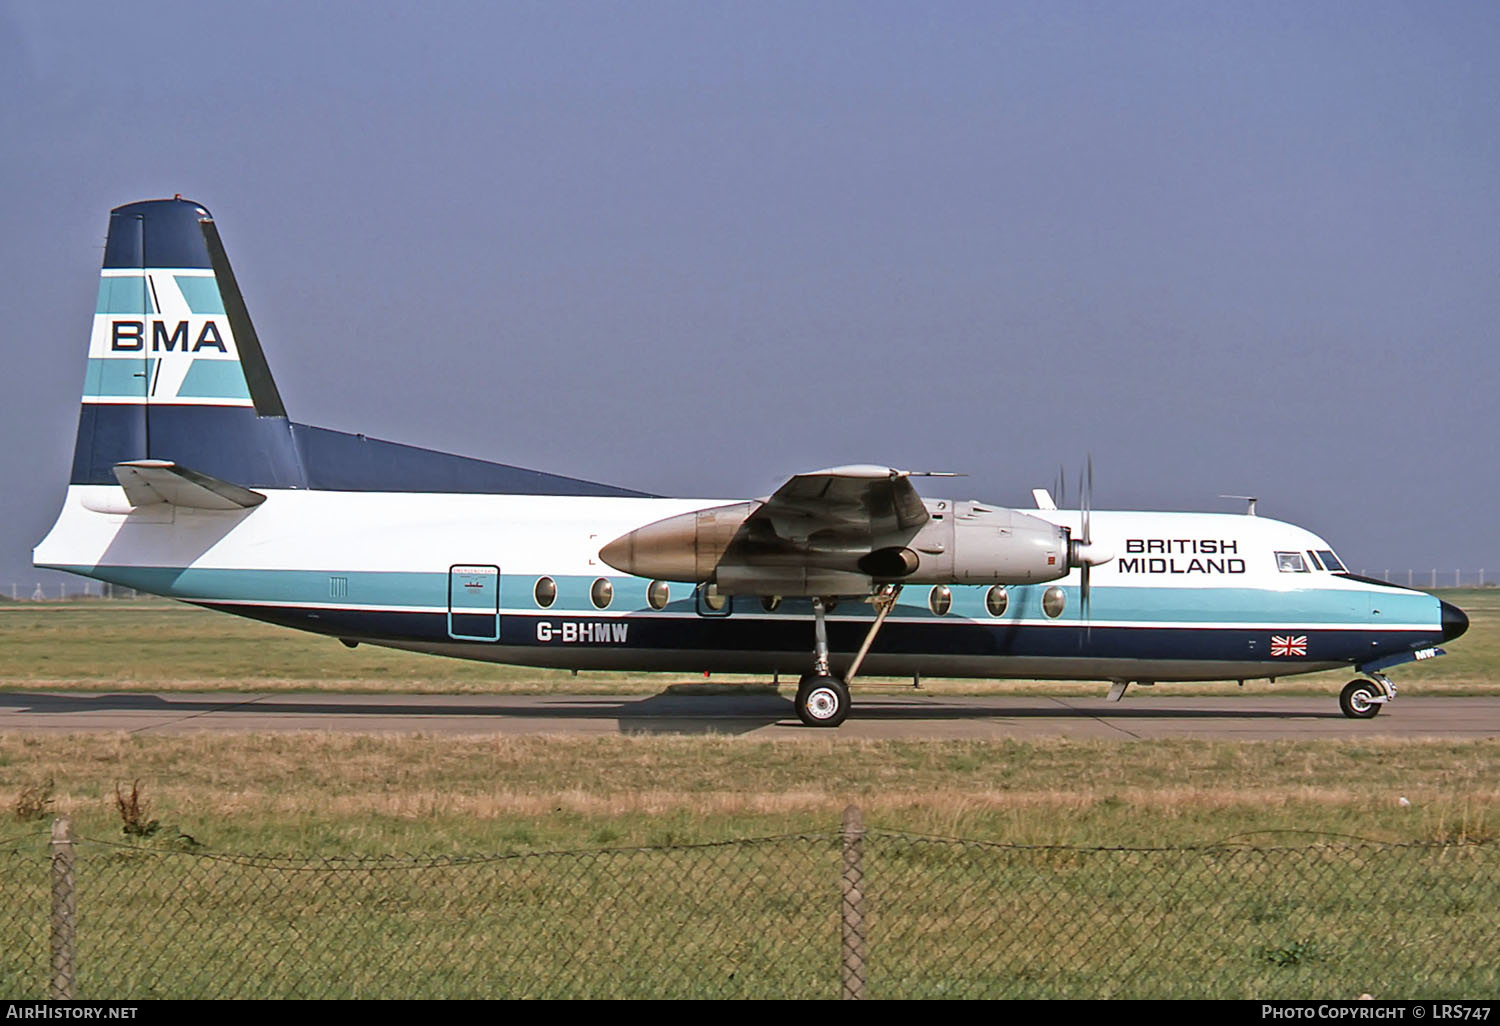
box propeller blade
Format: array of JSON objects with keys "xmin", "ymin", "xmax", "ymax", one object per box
[
  {"xmin": 1080, "ymin": 454, "xmax": 1095, "ymax": 647},
  {"xmin": 1085, "ymin": 454, "xmax": 1093, "ymax": 544}
]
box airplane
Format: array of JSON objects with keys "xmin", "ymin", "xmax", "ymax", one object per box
[{"xmin": 33, "ymin": 198, "xmax": 1470, "ymax": 727}]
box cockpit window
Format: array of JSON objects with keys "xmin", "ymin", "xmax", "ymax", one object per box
[
  {"xmin": 1316, "ymin": 550, "xmax": 1346, "ymax": 572},
  {"xmin": 1275, "ymin": 551, "xmax": 1309, "ymax": 573},
  {"xmin": 1306, "ymin": 550, "xmax": 1324, "ymax": 570}
]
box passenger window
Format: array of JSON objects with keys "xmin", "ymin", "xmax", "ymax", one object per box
[
  {"xmin": 534, "ymin": 577, "xmax": 557, "ymax": 608},
  {"xmin": 1275, "ymin": 552, "xmax": 1308, "ymax": 573},
  {"xmin": 1042, "ymin": 587, "xmax": 1066, "ymax": 618},
  {"xmin": 647, "ymin": 580, "xmax": 670, "ymax": 610},
  {"xmin": 985, "ymin": 585, "xmax": 1008, "ymax": 617},
  {"xmin": 590, "ymin": 578, "xmax": 614, "ymax": 609},
  {"xmin": 928, "ymin": 585, "xmax": 952, "ymax": 616}
]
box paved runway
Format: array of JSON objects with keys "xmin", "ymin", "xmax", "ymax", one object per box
[{"xmin": 0, "ymin": 690, "xmax": 1496, "ymax": 739}]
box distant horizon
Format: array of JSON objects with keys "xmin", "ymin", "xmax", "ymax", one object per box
[{"xmin": 5, "ymin": 2, "xmax": 1498, "ymax": 589}]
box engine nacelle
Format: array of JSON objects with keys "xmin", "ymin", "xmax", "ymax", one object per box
[
  {"xmin": 899, "ymin": 503, "xmax": 1071, "ymax": 584},
  {"xmin": 597, "ymin": 502, "xmax": 754, "ymax": 582},
  {"xmin": 599, "ymin": 498, "xmax": 1073, "ymax": 591}
]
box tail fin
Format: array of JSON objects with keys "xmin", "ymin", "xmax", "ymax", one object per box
[{"xmin": 71, "ymin": 198, "xmax": 306, "ymax": 488}]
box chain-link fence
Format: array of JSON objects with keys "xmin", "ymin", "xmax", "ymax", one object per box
[
  {"xmin": 0, "ymin": 582, "xmax": 137, "ymax": 602},
  {"xmin": 1, "ymin": 813, "xmax": 1496, "ymax": 999},
  {"xmin": 1357, "ymin": 570, "xmax": 1493, "ymax": 589}
]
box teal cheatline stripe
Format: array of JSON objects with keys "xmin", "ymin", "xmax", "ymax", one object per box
[
  {"xmin": 82, "ymin": 358, "xmax": 153, "ymax": 399},
  {"xmin": 805, "ymin": 582, "xmax": 1425, "ymax": 626},
  {"xmin": 921, "ymin": 582, "xmax": 1425, "ymax": 626},
  {"xmin": 95, "ymin": 276, "xmax": 153, "ymax": 315},
  {"xmin": 177, "ymin": 359, "xmax": 251, "ymax": 399},
  {"xmin": 60, "ymin": 566, "xmax": 448, "ymax": 607},
  {"xmin": 36, "ymin": 565, "xmax": 1439, "ymax": 630},
  {"xmin": 173, "ymin": 275, "xmax": 225, "ymax": 315}
]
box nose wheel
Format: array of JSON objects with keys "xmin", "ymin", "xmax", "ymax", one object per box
[{"xmin": 1339, "ymin": 678, "xmax": 1385, "ymax": 719}]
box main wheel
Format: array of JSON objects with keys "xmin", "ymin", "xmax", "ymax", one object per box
[
  {"xmin": 795, "ymin": 675, "xmax": 850, "ymax": 728},
  {"xmin": 1339, "ymin": 679, "xmax": 1382, "ymax": 719}
]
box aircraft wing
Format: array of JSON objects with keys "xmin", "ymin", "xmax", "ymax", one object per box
[
  {"xmin": 599, "ymin": 465, "xmax": 948, "ymax": 593},
  {"xmin": 697, "ymin": 466, "xmax": 932, "ymax": 594},
  {"xmin": 745, "ymin": 465, "xmax": 930, "ymax": 543}
]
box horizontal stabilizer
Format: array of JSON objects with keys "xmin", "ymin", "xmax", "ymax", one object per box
[{"xmin": 112, "ymin": 460, "xmax": 266, "ymax": 510}]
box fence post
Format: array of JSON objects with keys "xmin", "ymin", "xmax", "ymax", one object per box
[
  {"xmin": 50, "ymin": 816, "xmax": 76, "ymax": 1000},
  {"xmin": 841, "ymin": 804, "xmax": 867, "ymax": 1000}
]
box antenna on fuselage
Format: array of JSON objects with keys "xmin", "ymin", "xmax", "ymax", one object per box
[{"xmin": 1220, "ymin": 495, "xmax": 1258, "ymax": 516}]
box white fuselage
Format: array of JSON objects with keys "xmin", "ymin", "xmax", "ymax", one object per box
[{"xmin": 35, "ymin": 485, "xmax": 1449, "ymax": 683}]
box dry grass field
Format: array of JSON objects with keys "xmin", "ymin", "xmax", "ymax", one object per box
[{"xmin": 2, "ymin": 732, "xmax": 1497, "ymax": 854}]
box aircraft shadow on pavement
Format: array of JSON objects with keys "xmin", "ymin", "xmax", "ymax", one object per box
[
  {"xmin": 0, "ymin": 689, "xmax": 792, "ymax": 736},
  {"xmin": 0, "ymin": 689, "xmax": 1350, "ymax": 737}
]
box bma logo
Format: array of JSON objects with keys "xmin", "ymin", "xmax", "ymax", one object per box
[{"xmin": 111, "ymin": 320, "xmax": 227, "ymax": 353}]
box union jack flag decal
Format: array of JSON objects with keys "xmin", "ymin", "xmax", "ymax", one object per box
[{"xmin": 1270, "ymin": 634, "xmax": 1308, "ymax": 657}]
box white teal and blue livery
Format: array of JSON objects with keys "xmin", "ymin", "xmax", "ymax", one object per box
[{"xmin": 34, "ymin": 199, "xmax": 1469, "ymax": 727}]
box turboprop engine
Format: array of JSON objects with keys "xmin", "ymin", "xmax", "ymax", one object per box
[{"xmin": 598, "ymin": 499, "xmax": 1091, "ymax": 596}]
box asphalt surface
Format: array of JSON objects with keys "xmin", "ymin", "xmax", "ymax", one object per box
[{"xmin": 0, "ymin": 690, "xmax": 1496, "ymax": 739}]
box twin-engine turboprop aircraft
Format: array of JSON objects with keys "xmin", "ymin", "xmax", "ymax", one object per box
[{"xmin": 34, "ymin": 199, "xmax": 1469, "ymax": 726}]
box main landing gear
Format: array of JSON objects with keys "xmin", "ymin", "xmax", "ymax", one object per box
[
  {"xmin": 1339, "ymin": 671, "xmax": 1395, "ymax": 720},
  {"xmin": 795, "ymin": 673, "xmax": 851, "ymax": 727},
  {"xmin": 792, "ymin": 587, "xmax": 901, "ymax": 728}
]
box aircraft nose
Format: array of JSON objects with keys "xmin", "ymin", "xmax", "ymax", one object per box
[{"xmin": 1440, "ymin": 600, "xmax": 1469, "ymax": 642}]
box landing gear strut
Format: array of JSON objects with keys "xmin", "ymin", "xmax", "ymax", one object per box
[
  {"xmin": 791, "ymin": 589, "xmax": 901, "ymax": 728},
  {"xmin": 794, "ymin": 596, "xmax": 847, "ymax": 726}
]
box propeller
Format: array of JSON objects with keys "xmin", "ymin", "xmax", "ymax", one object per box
[
  {"xmin": 1076, "ymin": 456, "xmax": 1093, "ymax": 617},
  {"xmin": 1067, "ymin": 455, "xmax": 1113, "ymax": 641}
]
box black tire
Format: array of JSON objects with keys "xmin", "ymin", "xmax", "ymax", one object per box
[
  {"xmin": 795, "ymin": 675, "xmax": 850, "ymax": 728},
  {"xmin": 1339, "ymin": 679, "xmax": 1382, "ymax": 719}
]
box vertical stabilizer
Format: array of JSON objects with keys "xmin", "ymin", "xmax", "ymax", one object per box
[{"xmin": 71, "ymin": 198, "xmax": 305, "ymax": 488}]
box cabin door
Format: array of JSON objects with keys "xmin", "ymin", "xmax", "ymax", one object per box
[{"xmin": 447, "ymin": 565, "xmax": 501, "ymax": 641}]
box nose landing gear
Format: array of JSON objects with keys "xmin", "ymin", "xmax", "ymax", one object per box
[{"xmin": 1339, "ymin": 671, "xmax": 1395, "ymax": 720}]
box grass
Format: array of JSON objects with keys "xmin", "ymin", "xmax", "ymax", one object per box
[
  {"xmin": 1, "ymin": 733, "xmax": 1496, "ymax": 854},
  {"xmin": 0, "ymin": 737, "xmax": 1495, "ymax": 998},
  {"xmin": 3, "ymin": 828, "xmax": 1493, "ymax": 999},
  {"xmin": 0, "ymin": 587, "xmax": 1495, "ymax": 696}
]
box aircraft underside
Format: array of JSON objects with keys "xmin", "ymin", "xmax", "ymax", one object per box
[{"xmin": 200, "ymin": 597, "xmax": 1416, "ymax": 683}]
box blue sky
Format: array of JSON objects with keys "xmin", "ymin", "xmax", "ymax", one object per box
[{"xmin": 3, "ymin": 1, "xmax": 1498, "ymax": 589}]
